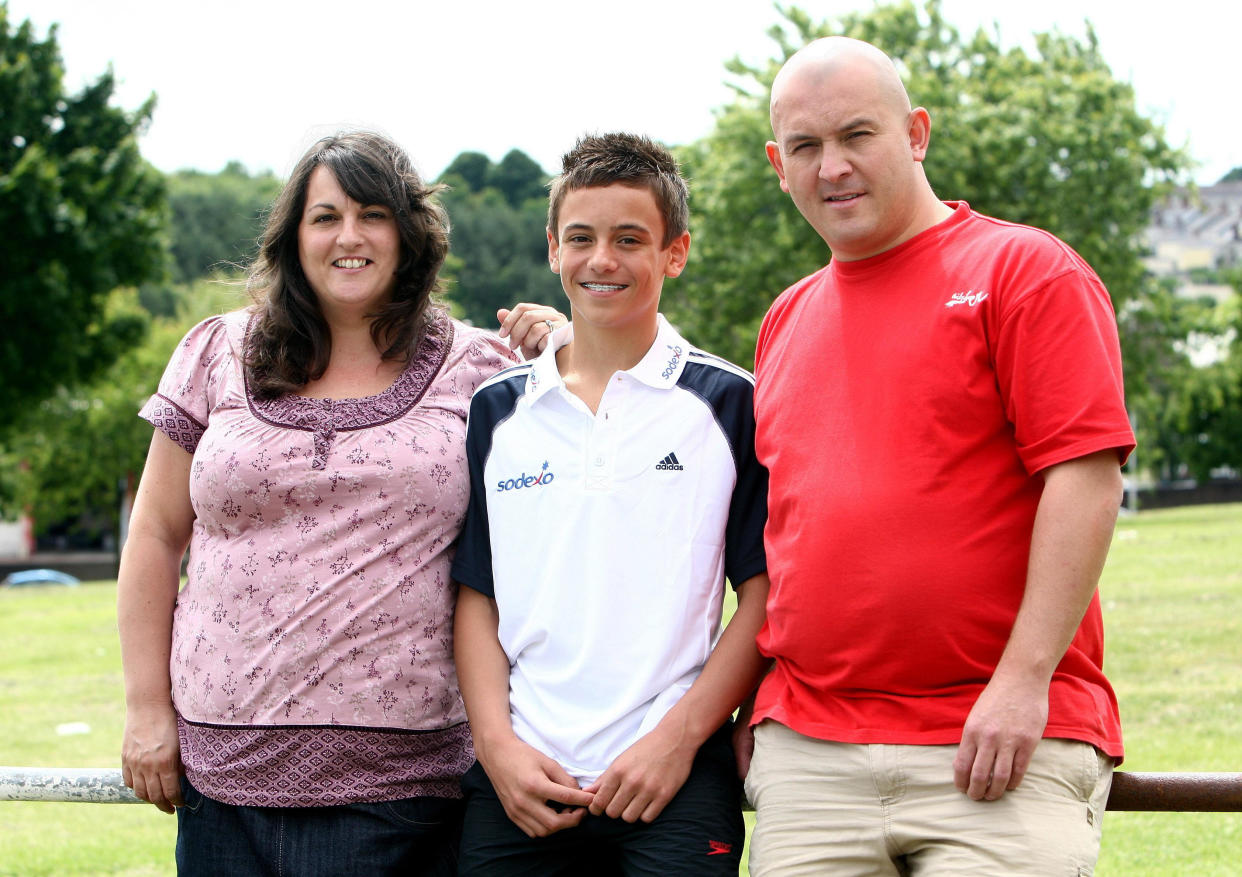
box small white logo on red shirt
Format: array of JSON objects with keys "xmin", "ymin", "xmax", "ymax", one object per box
[{"xmin": 945, "ymin": 290, "xmax": 989, "ymax": 308}]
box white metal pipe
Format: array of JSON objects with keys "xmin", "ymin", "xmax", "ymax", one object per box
[{"xmin": 0, "ymin": 767, "xmax": 142, "ymax": 803}]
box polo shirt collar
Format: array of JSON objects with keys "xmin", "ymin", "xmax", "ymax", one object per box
[
  {"xmin": 525, "ymin": 315, "xmax": 690, "ymax": 400},
  {"xmin": 628, "ymin": 315, "xmax": 691, "ymax": 389},
  {"xmin": 525, "ymin": 321, "xmax": 571, "ymax": 403}
]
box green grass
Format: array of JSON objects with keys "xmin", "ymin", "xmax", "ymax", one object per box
[
  {"xmin": 0, "ymin": 579, "xmax": 175, "ymax": 876},
  {"xmin": 0, "ymin": 503, "xmax": 1238, "ymax": 875},
  {"xmin": 1095, "ymin": 504, "xmax": 1241, "ymax": 876}
]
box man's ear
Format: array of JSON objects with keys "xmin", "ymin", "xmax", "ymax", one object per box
[
  {"xmin": 765, "ymin": 141, "xmax": 791, "ymax": 194},
  {"xmin": 908, "ymin": 107, "xmax": 932, "ymax": 162}
]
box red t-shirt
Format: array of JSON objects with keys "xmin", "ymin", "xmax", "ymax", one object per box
[{"xmin": 752, "ymin": 203, "xmax": 1134, "ymax": 758}]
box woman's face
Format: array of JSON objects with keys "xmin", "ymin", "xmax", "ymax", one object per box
[{"xmin": 296, "ymin": 165, "xmax": 401, "ymax": 320}]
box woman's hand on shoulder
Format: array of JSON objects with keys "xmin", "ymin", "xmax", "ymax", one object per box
[{"xmin": 496, "ymin": 303, "xmax": 567, "ymax": 360}]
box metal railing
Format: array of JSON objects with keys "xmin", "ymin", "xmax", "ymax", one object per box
[
  {"xmin": 1107, "ymin": 771, "xmax": 1242, "ymax": 812},
  {"xmin": 3, "ymin": 766, "xmax": 1240, "ymax": 810},
  {"xmin": 1, "ymin": 767, "xmax": 139, "ymax": 803}
]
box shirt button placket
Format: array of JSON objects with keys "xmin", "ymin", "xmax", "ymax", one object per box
[{"xmin": 586, "ymin": 382, "xmax": 619, "ymax": 491}]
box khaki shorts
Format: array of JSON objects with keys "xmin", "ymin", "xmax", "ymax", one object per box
[{"xmin": 745, "ymin": 721, "xmax": 1112, "ymax": 877}]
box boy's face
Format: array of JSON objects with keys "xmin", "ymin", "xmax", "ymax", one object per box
[{"xmin": 547, "ymin": 184, "xmax": 689, "ymax": 336}]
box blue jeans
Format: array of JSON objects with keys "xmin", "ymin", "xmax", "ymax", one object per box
[{"xmin": 176, "ymin": 776, "xmax": 463, "ymax": 876}]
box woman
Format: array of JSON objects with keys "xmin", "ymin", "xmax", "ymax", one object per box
[{"xmin": 118, "ymin": 131, "xmax": 561, "ymax": 875}]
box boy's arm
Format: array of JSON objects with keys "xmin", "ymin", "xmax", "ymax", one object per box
[
  {"xmin": 585, "ymin": 571, "xmax": 772, "ymax": 823},
  {"xmin": 454, "ymin": 585, "xmax": 594, "ymax": 837}
]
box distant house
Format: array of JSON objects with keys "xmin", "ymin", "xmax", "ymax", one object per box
[{"xmin": 1146, "ymin": 182, "xmax": 1242, "ymax": 302}]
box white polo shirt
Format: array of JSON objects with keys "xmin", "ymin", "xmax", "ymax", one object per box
[{"xmin": 452, "ymin": 316, "xmax": 767, "ymax": 783}]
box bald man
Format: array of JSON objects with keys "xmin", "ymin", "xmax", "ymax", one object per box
[{"xmin": 741, "ymin": 37, "xmax": 1134, "ymax": 875}]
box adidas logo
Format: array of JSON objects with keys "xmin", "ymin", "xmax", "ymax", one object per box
[{"xmin": 655, "ymin": 452, "xmax": 684, "ymax": 471}]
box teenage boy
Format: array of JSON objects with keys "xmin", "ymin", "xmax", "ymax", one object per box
[{"xmin": 451, "ymin": 132, "xmax": 770, "ymax": 876}]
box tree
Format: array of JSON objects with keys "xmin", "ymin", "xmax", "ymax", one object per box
[
  {"xmin": 443, "ymin": 147, "xmax": 550, "ymax": 209},
  {"xmin": 0, "ymin": 280, "xmax": 246, "ymax": 540},
  {"xmin": 442, "ymin": 151, "xmax": 492, "ymax": 193},
  {"xmin": 165, "ymin": 161, "xmax": 282, "ymax": 284},
  {"xmin": 489, "ymin": 149, "xmax": 549, "ymax": 207},
  {"xmin": 440, "ymin": 187, "xmax": 560, "ymax": 327},
  {"xmin": 0, "ymin": 7, "xmax": 167, "ymax": 429},
  {"xmin": 1220, "ymin": 167, "xmax": 1242, "ymax": 184},
  {"xmin": 133, "ymin": 162, "xmax": 279, "ymax": 318},
  {"xmin": 1117, "ymin": 280, "xmax": 1216, "ymax": 479},
  {"xmin": 0, "ymin": 290, "xmax": 171, "ymax": 542},
  {"xmin": 438, "ymin": 150, "xmax": 559, "ymax": 327},
  {"xmin": 1165, "ymin": 273, "xmax": 1242, "ymax": 480},
  {"xmin": 668, "ymin": 1, "xmax": 1190, "ymax": 373}
]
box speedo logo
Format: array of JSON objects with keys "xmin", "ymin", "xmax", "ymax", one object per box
[
  {"xmin": 655, "ymin": 452, "xmax": 684, "ymax": 471},
  {"xmin": 496, "ymin": 460, "xmax": 555, "ymax": 492},
  {"xmin": 944, "ymin": 290, "xmax": 989, "ymax": 308}
]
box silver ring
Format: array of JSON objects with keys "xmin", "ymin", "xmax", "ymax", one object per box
[{"xmin": 544, "ymin": 319, "xmax": 556, "ymax": 334}]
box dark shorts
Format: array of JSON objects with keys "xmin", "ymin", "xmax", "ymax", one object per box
[
  {"xmin": 175, "ymin": 776, "xmax": 463, "ymax": 877},
  {"xmin": 458, "ymin": 723, "xmax": 744, "ymax": 877}
]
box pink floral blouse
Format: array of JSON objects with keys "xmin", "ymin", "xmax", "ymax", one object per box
[{"xmin": 139, "ymin": 308, "xmax": 517, "ymax": 805}]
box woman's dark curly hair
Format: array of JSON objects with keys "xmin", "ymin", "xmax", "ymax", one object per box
[{"xmin": 245, "ymin": 131, "xmax": 449, "ymax": 398}]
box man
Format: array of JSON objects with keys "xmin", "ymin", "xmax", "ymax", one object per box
[
  {"xmin": 453, "ymin": 133, "xmax": 769, "ymax": 876},
  {"xmin": 742, "ymin": 37, "xmax": 1135, "ymax": 875}
]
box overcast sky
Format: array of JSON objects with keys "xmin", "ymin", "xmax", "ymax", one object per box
[{"xmin": 9, "ymin": 0, "xmax": 1238, "ymax": 185}]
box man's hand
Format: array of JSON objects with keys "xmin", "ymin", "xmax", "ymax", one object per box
[
  {"xmin": 953, "ymin": 673, "xmax": 1048, "ymax": 801},
  {"xmin": 121, "ymin": 700, "xmax": 184, "ymax": 813},
  {"xmin": 584, "ymin": 721, "xmax": 697, "ymax": 823},
  {"xmin": 954, "ymin": 451, "xmax": 1122, "ymax": 801},
  {"xmin": 496, "ymin": 304, "xmax": 567, "ymax": 360},
  {"xmin": 479, "ymin": 736, "xmax": 593, "ymax": 838}
]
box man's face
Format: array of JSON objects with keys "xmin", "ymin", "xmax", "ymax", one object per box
[{"xmin": 766, "ymin": 63, "xmax": 928, "ymax": 261}]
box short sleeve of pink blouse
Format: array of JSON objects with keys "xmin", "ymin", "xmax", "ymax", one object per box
[{"xmin": 139, "ymin": 313, "xmax": 240, "ymax": 453}]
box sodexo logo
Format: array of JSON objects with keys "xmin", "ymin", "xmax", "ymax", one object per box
[
  {"xmin": 496, "ymin": 460, "xmax": 556, "ymax": 493},
  {"xmin": 661, "ymin": 344, "xmax": 684, "ymax": 379}
]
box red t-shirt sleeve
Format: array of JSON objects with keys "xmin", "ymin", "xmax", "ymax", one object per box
[{"xmin": 993, "ymin": 261, "xmax": 1135, "ymax": 474}]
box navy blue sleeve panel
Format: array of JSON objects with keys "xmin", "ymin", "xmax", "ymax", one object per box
[
  {"xmin": 679, "ymin": 355, "xmax": 769, "ymax": 588},
  {"xmin": 449, "ymin": 369, "xmax": 528, "ymax": 597}
]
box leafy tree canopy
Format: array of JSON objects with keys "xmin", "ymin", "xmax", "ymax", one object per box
[
  {"xmin": 490, "ymin": 149, "xmax": 548, "ymax": 207},
  {"xmin": 441, "ymin": 147, "xmax": 548, "ymax": 207},
  {"xmin": 0, "ymin": 281, "xmax": 246, "ymax": 536},
  {"xmin": 441, "ymin": 151, "xmax": 492, "ymax": 193},
  {"xmin": 0, "ymin": 5, "xmax": 167, "ymax": 429},
  {"xmin": 438, "ymin": 149, "xmax": 559, "ymax": 327},
  {"xmin": 1164, "ymin": 273, "xmax": 1242, "ymax": 481},
  {"xmin": 1220, "ymin": 166, "xmax": 1242, "ymax": 184},
  {"xmin": 164, "ymin": 161, "xmax": 282, "ymax": 285}
]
